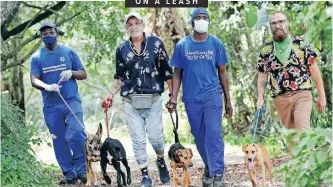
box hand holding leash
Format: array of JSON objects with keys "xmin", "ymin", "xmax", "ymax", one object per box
[
  {"xmin": 45, "ymin": 84, "xmax": 61, "ymax": 92},
  {"xmin": 166, "ymin": 99, "xmax": 177, "ymax": 113},
  {"xmin": 59, "ymin": 70, "xmax": 72, "ymax": 82},
  {"xmin": 103, "ymin": 92, "xmax": 113, "ymax": 109}
]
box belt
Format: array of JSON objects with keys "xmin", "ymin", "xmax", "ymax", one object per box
[
  {"xmin": 282, "ymin": 90, "xmax": 304, "ymax": 96},
  {"xmin": 123, "ymin": 94, "xmax": 160, "ymax": 104}
]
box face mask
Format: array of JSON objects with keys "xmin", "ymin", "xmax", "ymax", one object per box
[
  {"xmin": 194, "ymin": 20, "xmax": 209, "ymax": 33},
  {"xmin": 42, "ymin": 35, "xmax": 57, "ymax": 47}
]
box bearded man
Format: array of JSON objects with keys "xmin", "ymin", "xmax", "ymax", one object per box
[{"xmin": 256, "ymin": 13, "xmax": 326, "ymax": 154}]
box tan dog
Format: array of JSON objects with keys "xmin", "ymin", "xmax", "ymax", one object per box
[
  {"xmin": 168, "ymin": 143, "xmax": 193, "ymax": 187},
  {"xmin": 85, "ymin": 123, "xmax": 102, "ymax": 186},
  {"xmin": 242, "ymin": 144, "xmax": 273, "ymax": 187}
]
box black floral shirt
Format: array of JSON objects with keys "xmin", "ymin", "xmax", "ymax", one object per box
[
  {"xmin": 257, "ymin": 36, "xmax": 317, "ymax": 97},
  {"xmin": 114, "ymin": 34, "xmax": 173, "ymax": 97}
]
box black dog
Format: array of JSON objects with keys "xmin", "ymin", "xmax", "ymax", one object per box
[{"xmin": 100, "ymin": 137, "xmax": 131, "ymax": 187}]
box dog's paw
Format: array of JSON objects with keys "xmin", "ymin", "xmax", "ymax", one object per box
[
  {"xmin": 127, "ymin": 176, "xmax": 131, "ymax": 185},
  {"xmin": 100, "ymin": 180, "xmax": 108, "ymax": 186},
  {"xmin": 103, "ymin": 175, "xmax": 111, "ymax": 184}
]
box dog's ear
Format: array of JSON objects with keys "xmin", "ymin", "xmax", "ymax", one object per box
[
  {"xmin": 242, "ymin": 144, "xmax": 248, "ymax": 152},
  {"xmin": 176, "ymin": 149, "xmax": 182, "ymax": 157},
  {"xmin": 189, "ymin": 148, "xmax": 193, "ymax": 156},
  {"xmin": 253, "ymin": 144, "xmax": 259, "ymax": 151},
  {"xmin": 96, "ymin": 122, "xmax": 103, "ymax": 136}
]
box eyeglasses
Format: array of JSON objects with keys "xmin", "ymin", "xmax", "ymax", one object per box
[
  {"xmin": 270, "ymin": 19, "xmax": 286, "ymax": 27},
  {"xmin": 126, "ymin": 21, "xmax": 142, "ymax": 28},
  {"xmin": 194, "ymin": 15, "xmax": 209, "ymax": 21}
]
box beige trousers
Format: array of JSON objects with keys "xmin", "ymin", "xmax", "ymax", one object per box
[{"xmin": 273, "ymin": 91, "xmax": 312, "ymax": 130}]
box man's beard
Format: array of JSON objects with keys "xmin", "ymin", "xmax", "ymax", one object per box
[
  {"xmin": 272, "ymin": 27, "xmax": 289, "ymax": 42},
  {"xmin": 129, "ymin": 27, "xmax": 144, "ymax": 38}
]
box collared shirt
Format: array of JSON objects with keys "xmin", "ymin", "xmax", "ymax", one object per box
[
  {"xmin": 114, "ymin": 33, "xmax": 173, "ymax": 97},
  {"xmin": 257, "ymin": 36, "xmax": 317, "ymax": 97}
]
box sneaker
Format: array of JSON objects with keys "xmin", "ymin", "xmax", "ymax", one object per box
[
  {"xmin": 77, "ymin": 173, "xmax": 87, "ymax": 184},
  {"xmin": 203, "ymin": 166, "xmax": 214, "ymax": 187},
  {"xmin": 139, "ymin": 175, "xmax": 152, "ymax": 187},
  {"xmin": 156, "ymin": 158, "xmax": 170, "ymax": 183},
  {"xmin": 58, "ymin": 176, "xmax": 78, "ymax": 185},
  {"xmin": 213, "ymin": 174, "xmax": 224, "ymax": 187}
]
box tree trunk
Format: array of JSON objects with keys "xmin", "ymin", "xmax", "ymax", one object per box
[
  {"xmin": 3, "ymin": 66, "xmax": 25, "ymax": 116},
  {"xmin": 144, "ymin": 8, "xmax": 189, "ymax": 55}
]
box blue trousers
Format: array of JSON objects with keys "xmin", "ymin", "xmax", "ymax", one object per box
[
  {"xmin": 43, "ymin": 100, "xmax": 86, "ymax": 178},
  {"xmin": 184, "ymin": 91, "xmax": 224, "ymax": 177}
]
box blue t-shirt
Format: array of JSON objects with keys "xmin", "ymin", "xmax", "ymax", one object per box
[
  {"xmin": 30, "ymin": 45, "xmax": 84, "ymax": 106},
  {"xmin": 170, "ymin": 35, "xmax": 228, "ymax": 102}
]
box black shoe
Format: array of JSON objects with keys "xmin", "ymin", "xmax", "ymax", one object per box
[
  {"xmin": 77, "ymin": 173, "xmax": 87, "ymax": 184},
  {"xmin": 156, "ymin": 158, "xmax": 170, "ymax": 183},
  {"xmin": 213, "ymin": 174, "xmax": 224, "ymax": 187},
  {"xmin": 140, "ymin": 175, "xmax": 152, "ymax": 187},
  {"xmin": 203, "ymin": 166, "xmax": 214, "ymax": 187},
  {"xmin": 58, "ymin": 177, "xmax": 78, "ymax": 185}
]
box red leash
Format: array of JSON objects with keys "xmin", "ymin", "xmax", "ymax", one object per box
[{"xmin": 101, "ymin": 98, "xmax": 113, "ymax": 138}]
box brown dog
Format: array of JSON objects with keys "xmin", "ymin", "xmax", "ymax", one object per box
[
  {"xmin": 85, "ymin": 123, "xmax": 102, "ymax": 186},
  {"xmin": 242, "ymin": 144, "xmax": 273, "ymax": 187},
  {"xmin": 168, "ymin": 143, "xmax": 193, "ymax": 187}
]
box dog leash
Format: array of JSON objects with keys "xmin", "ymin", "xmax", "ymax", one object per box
[
  {"xmin": 251, "ymin": 106, "xmax": 269, "ymax": 143},
  {"xmin": 170, "ymin": 110, "xmax": 180, "ymax": 144},
  {"xmin": 56, "ymin": 91, "xmax": 88, "ymax": 136}
]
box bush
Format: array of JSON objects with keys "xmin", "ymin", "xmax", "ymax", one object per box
[
  {"xmin": 1, "ymin": 96, "xmax": 56, "ymax": 187},
  {"xmin": 276, "ymin": 128, "xmax": 332, "ymax": 187}
]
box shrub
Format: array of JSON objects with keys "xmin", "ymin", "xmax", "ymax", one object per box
[
  {"xmin": 276, "ymin": 128, "xmax": 332, "ymax": 187},
  {"xmin": 1, "ymin": 96, "xmax": 56, "ymax": 187}
]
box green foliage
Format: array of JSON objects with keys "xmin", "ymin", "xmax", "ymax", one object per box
[
  {"xmin": 1, "ymin": 96, "xmax": 56, "ymax": 187},
  {"xmin": 245, "ymin": 4, "xmax": 257, "ymax": 28},
  {"xmin": 276, "ymin": 128, "xmax": 332, "ymax": 187}
]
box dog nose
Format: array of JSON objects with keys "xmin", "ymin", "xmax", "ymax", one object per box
[{"xmin": 248, "ymin": 158, "xmax": 252, "ymax": 162}]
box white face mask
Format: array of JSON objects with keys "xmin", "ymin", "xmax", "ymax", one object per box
[{"xmin": 194, "ymin": 20, "xmax": 209, "ymax": 33}]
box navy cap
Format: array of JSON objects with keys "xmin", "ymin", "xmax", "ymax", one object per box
[
  {"xmin": 39, "ymin": 22, "xmax": 56, "ymax": 32},
  {"xmin": 191, "ymin": 8, "xmax": 210, "ymax": 22}
]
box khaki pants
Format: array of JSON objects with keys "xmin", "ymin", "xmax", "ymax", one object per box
[{"xmin": 273, "ymin": 91, "xmax": 312, "ymax": 130}]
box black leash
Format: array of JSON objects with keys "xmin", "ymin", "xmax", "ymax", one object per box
[{"xmin": 170, "ymin": 110, "xmax": 179, "ymax": 144}]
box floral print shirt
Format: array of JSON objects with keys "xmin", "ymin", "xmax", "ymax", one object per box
[
  {"xmin": 257, "ymin": 36, "xmax": 317, "ymax": 97},
  {"xmin": 114, "ymin": 33, "xmax": 173, "ymax": 97}
]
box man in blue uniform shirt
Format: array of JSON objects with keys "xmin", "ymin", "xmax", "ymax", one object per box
[
  {"xmin": 30, "ymin": 22, "xmax": 87, "ymax": 185},
  {"xmin": 167, "ymin": 8, "xmax": 233, "ymax": 187}
]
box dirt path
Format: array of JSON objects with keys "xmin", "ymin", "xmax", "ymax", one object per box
[
  {"xmin": 38, "ymin": 141, "xmax": 290, "ymax": 187},
  {"xmin": 54, "ymin": 156, "xmax": 290, "ymax": 187}
]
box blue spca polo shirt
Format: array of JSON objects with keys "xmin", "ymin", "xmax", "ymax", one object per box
[
  {"xmin": 30, "ymin": 45, "xmax": 84, "ymax": 106},
  {"xmin": 170, "ymin": 35, "xmax": 228, "ymax": 102}
]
